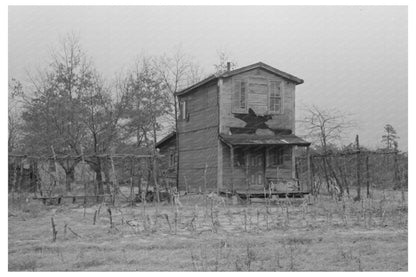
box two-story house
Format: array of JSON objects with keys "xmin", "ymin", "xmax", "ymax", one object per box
[{"xmin": 156, "ymin": 62, "xmax": 311, "ymax": 195}]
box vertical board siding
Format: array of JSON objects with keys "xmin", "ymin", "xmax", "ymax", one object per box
[
  {"xmin": 219, "ymin": 68, "xmax": 298, "ymax": 186},
  {"xmin": 220, "ymin": 68, "xmax": 296, "ymax": 135},
  {"xmin": 177, "ymin": 82, "xmax": 218, "ymax": 192}
]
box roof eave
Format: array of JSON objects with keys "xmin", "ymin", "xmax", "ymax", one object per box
[
  {"xmin": 175, "ymin": 62, "xmax": 304, "ymax": 97},
  {"xmin": 175, "ymin": 75, "xmax": 218, "ymax": 96},
  {"xmin": 155, "ymin": 132, "xmax": 176, "ymax": 148}
]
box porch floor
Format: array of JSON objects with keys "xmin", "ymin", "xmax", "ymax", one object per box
[{"xmin": 219, "ymin": 189, "xmax": 309, "ymax": 199}]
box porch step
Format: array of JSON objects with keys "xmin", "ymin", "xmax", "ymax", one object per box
[{"xmin": 235, "ymin": 190, "xmax": 309, "ymax": 199}]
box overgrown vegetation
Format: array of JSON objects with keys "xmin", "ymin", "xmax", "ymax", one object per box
[{"xmin": 9, "ymin": 190, "xmax": 407, "ymax": 271}]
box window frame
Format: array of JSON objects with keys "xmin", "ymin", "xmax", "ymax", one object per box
[
  {"xmin": 232, "ymin": 78, "xmax": 248, "ymax": 113},
  {"xmin": 168, "ymin": 151, "xmax": 175, "ymax": 169},
  {"xmin": 240, "ymin": 80, "xmax": 247, "ymax": 110},
  {"xmin": 179, "ymin": 99, "xmax": 188, "ymax": 121},
  {"xmin": 232, "ymin": 77, "xmax": 285, "ymax": 114},
  {"xmin": 269, "ymin": 147, "xmax": 284, "ymax": 167},
  {"xmin": 268, "ymin": 80, "xmax": 284, "ymax": 114}
]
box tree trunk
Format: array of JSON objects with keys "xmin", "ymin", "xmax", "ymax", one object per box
[
  {"xmin": 322, "ymin": 156, "xmax": 331, "ymax": 193},
  {"xmin": 64, "ymin": 167, "xmax": 75, "ymax": 192},
  {"xmin": 95, "ymin": 165, "xmax": 104, "ymax": 195},
  {"xmin": 58, "ymin": 158, "xmax": 80, "ymax": 192},
  {"xmin": 327, "ymin": 156, "xmax": 343, "ymax": 198},
  {"xmin": 89, "ymin": 157, "xmax": 104, "ymax": 197},
  {"xmin": 102, "ymin": 160, "xmax": 111, "ymax": 194}
]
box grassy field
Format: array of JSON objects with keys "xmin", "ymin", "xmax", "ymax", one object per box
[{"xmin": 8, "ymin": 190, "xmax": 408, "ymax": 271}]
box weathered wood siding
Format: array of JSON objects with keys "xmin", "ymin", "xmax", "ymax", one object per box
[
  {"xmin": 219, "ymin": 143, "xmax": 248, "ymax": 191},
  {"xmin": 218, "ymin": 68, "xmax": 298, "ymax": 187},
  {"xmin": 157, "ymin": 137, "xmax": 177, "ymax": 185},
  {"xmin": 220, "ymin": 145, "xmax": 293, "ymax": 190},
  {"xmin": 177, "ymin": 81, "xmax": 218, "ymax": 192},
  {"xmin": 264, "ymin": 146, "xmax": 293, "ymax": 180},
  {"xmin": 219, "ymin": 68, "xmax": 296, "ymax": 135}
]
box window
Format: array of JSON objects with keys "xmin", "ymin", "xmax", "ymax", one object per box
[
  {"xmin": 257, "ymin": 173, "xmax": 263, "ymax": 185},
  {"xmin": 240, "ymin": 81, "xmax": 247, "ymax": 109},
  {"xmin": 233, "ymin": 77, "xmax": 284, "ymax": 114},
  {"xmin": 179, "ymin": 100, "xmax": 187, "ymax": 120},
  {"xmin": 270, "ymin": 147, "xmax": 284, "ymax": 166},
  {"xmin": 168, "ymin": 152, "xmax": 175, "ymax": 168},
  {"xmin": 269, "ymin": 81, "xmax": 282, "ymax": 113},
  {"xmin": 233, "ymin": 149, "xmax": 245, "ymax": 167},
  {"xmin": 233, "ymin": 79, "xmax": 247, "ymax": 113},
  {"xmin": 257, "ymin": 155, "xmax": 263, "ymax": 167}
]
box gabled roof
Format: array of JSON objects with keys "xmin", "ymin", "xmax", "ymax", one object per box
[
  {"xmin": 176, "ymin": 62, "xmax": 304, "ymax": 97},
  {"xmin": 219, "ymin": 133, "xmax": 310, "ymax": 147},
  {"xmin": 155, "ymin": 131, "xmax": 176, "ymax": 149}
]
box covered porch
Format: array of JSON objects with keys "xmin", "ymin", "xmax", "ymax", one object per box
[{"xmin": 219, "ymin": 133, "xmax": 311, "ymax": 197}]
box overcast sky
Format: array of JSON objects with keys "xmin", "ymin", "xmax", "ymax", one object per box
[{"xmin": 8, "ymin": 6, "xmax": 408, "ymax": 150}]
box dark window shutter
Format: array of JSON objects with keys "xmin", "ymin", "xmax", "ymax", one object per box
[{"xmin": 232, "ymin": 78, "xmax": 247, "ymax": 113}]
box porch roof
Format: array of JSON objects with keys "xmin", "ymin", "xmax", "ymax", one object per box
[{"xmin": 219, "ymin": 134, "xmax": 311, "ymax": 147}]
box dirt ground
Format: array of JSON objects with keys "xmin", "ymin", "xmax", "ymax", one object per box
[{"xmin": 8, "ymin": 190, "xmax": 408, "ymax": 271}]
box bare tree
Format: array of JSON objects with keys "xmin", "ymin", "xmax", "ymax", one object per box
[
  {"xmin": 19, "ymin": 33, "xmax": 93, "ymax": 191},
  {"xmin": 79, "ymin": 71, "xmax": 130, "ymax": 195},
  {"xmin": 301, "ymin": 105, "xmax": 355, "ymax": 194},
  {"xmin": 153, "ymin": 46, "xmax": 202, "ymax": 188},
  {"xmin": 301, "ymin": 105, "xmax": 355, "ymax": 152},
  {"xmin": 8, "ymin": 79, "xmax": 23, "ymax": 153},
  {"xmin": 213, "ymin": 48, "xmax": 238, "ymax": 74}
]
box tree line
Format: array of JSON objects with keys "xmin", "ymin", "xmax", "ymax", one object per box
[{"xmin": 8, "ymin": 34, "xmax": 238, "ymax": 193}]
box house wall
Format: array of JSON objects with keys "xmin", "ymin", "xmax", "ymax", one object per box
[
  {"xmin": 219, "ymin": 68, "xmax": 296, "ymax": 135},
  {"xmin": 264, "ymin": 146, "xmax": 293, "ymax": 180},
  {"xmin": 221, "ymin": 145, "xmax": 294, "ymax": 191},
  {"xmin": 157, "ymin": 137, "xmax": 177, "ymax": 188},
  {"xmin": 218, "ymin": 68, "xmax": 298, "ymax": 189},
  {"xmin": 177, "ymin": 81, "xmax": 219, "ymax": 192}
]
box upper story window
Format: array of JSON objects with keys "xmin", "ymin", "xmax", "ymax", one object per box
[
  {"xmin": 179, "ymin": 100, "xmax": 187, "ymax": 121},
  {"xmin": 269, "ymin": 81, "xmax": 282, "ymax": 113},
  {"xmin": 232, "ymin": 77, "xmax": 284, "ymax": 114},
  {"xmin": 240, "ymin": 81, "xmax": 247, "ymax": 109},
  {"xmin": 233, "ymin": 79, "xmax": 247, "ymax": 113}
]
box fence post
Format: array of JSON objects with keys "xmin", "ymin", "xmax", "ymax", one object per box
[
  {"xmin": 393, "ymin": 143, "xmax": 400, "ymax": 190},
  {"xmin": 366, "ymin": 155, "xmax": 370, "ymax": 198},
  {"xmin": 130, "ymin": 157, "xmax": 134, "ymax": 207},
  {"xmin": 306, "ymin": 146, "xmax": 311, "ymax": 193},
  {"xmin": 355, "ymin": 135, "xmax": 361, "ymax": 201}
]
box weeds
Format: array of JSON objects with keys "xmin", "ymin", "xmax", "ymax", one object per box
[{"xmin": 8, "ymin": 190, "xmax": 407, "ymax": 271}]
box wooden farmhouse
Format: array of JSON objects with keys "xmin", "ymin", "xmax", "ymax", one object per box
[{"xmin": 156, "ymin": 62, "xmax": 311, "ymax": 196}]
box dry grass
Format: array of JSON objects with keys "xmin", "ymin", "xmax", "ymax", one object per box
[{"xmin": 8, "ymin": 190, "xmax": 407, "ymax": 271}]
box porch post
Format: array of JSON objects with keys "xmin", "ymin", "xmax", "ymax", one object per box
[
  {"xmin": 292, "ymin": 146, "xmax": 296, "ymax": 179},
  {"xmin": 306, "ymin": 146, "xmax": 311, "ymax": 193},
  {"xmin": 230, "ymin": 145, "xmax": 234, "ymax": 192},
  {"xmin": 246, "ymin": 151, "xmax": 249, "ymax": 194}
]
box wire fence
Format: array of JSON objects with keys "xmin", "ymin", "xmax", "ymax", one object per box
[
  {"xmin": 7, "ymin": 153, "xmax": 176, "ymax": 206},
  {"xmin": 296, "ymin": 149, "xmax": 407, "ymax": 200}
]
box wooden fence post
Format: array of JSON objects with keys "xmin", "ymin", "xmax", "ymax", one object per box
[
  {"xmin": 393, "ymin": 143, "xmax": 399, "ymax": 190},
  {"xmin": 130, "ymin": 157, "xmax": 134, "ymax": 206},
  {"xmin": 306, "ymin": 146, "xmax": 312, "ymax": 194},
  {"xmin": 355, "ymin": 135, "xmax": 361, "ymax": 201},
  {"xmin": 366, "ymin": 155, "xmax": 371, "ymax": 198}
]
